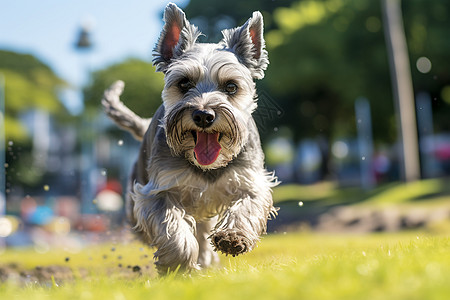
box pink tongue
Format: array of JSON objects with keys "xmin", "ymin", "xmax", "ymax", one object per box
[{"xmin": 194, "ymin": 131, "xmax": 222, "ymax": 166}]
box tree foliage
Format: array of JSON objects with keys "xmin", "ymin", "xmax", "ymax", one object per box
[
  {"xmin": 183, "ymin": 0, "xmax": 291, "ymax": 42},
  {"xmin": 265, "ymin": 0, "xmax": 394, "ymax": 142},
  {"xmin": 83, "ymin": 58, "xmax": 164, "ymax": 118},
  {"xmin": 403, "ymin": 0, "xmax": 450, "ymax": 132},
  {"xmin": 0, "ymin": 50, "xmax": 67, "ymax": 142},
  {"xmin": 1, "ymin": 50, "xmax": 69, "ymax": 189}
]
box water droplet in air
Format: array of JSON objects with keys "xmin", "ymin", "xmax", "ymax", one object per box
[
  {"xmin": 298, "ymin": 201, "xmax": 304, "ymax": 207},
  {"xmin": 101, "ymin": 169, "xmax": 107, "ymax": 176},
  {"xmin": 118, "ymin": 140, "xmax": 124, "ymax": 146},
  {"xmin": 362, "ymin": 156, "xmax": 366, "ymax": 160},
  {"xmin": 8, "ymin": 141, "xmax": 13, "ymax": 146}
]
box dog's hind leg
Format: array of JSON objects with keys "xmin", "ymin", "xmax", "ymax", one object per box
[
  {"xmin": 102, "ymin": 80, "xmax": 151, "ymax": 141},
  {"xmin": 196, "ymin": 217, "xmax": 219, "ymax": 269}
]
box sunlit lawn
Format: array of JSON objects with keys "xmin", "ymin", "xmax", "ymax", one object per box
[
  {"xmin": 1, "ymin": 231, "xmax": 449, "ymax": 300},
  {"xmin": 1, "ymin": 178, "xmax": 449, "ymax": 299}
]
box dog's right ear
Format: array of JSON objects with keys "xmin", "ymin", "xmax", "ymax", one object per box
[{"xmin": 153, "ymin": 3, "xmax": 201, "ymax": 72}]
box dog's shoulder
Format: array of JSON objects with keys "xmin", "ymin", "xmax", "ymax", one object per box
[
  {"xmin": 144, "ymin": 105, "xmax": 165, "ymax": 141},
  {"xmin": 132, "ymin": 105, "xmax": 167, "ymax": 184}
]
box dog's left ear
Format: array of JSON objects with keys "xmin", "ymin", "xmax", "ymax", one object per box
[
  {"xmin": 221, "ymin": 11, "xmax": 269, "ymax": 80},
  {"xmin": 153, "ymin": 3, "xmax": 201, "ymax": 72}
]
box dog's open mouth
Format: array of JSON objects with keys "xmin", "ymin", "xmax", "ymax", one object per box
[{"xmin": 192, "ymin": 131, "xmax": 222, "ymax": 166}]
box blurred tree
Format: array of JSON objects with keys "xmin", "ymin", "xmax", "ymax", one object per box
[
  {"xmin": 265, "ymin": 0, "xmax": 394, "ymax": 143},
  {"xmin": 0, "ymin": 50, "xmax": 69, "ymax": 190},
  {"xmin": 183, "ymin": 0, "xmax": 294, "ymax": 41},
  {"xmin": 83, "ymin": 58, "xmax": 164, "ymax": 118},
  {"xmin": 266, "ymin": 0, "xmax": 450, "ymax": 180},
  {"xmin": 382, "ymin": 0, "xmax": 420, "ymax": 182},
  {"xmin": 0, "ymin": 50, "xmax": 67, "ymax": 142},
  {"xmin": 403, "ymin": 0, "xmax": 450, "ymax": 133}
]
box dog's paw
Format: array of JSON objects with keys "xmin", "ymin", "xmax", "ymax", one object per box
[{"xmin": 210, "ymin": 230, "xmax": 252, "ymax": 257}]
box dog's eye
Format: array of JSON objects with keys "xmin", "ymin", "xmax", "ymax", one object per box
[
  {"xmin": 178, "ymin": 78, "xmax": 194, "ymax": 93},
  {"xmin": 224, "ymin": 82, "xmax": 238, "ymax": 95}
]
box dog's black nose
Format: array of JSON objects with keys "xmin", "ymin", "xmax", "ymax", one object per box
[{"xmin": 192, "ymin": 109, "xmax": 215, "ymax": 128}]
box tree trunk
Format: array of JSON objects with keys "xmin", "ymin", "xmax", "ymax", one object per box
[{"xmin": 381, "ymin": 0, "xmax": 421, "ymax": 182}]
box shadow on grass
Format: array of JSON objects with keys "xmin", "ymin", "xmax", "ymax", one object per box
[{"xmin": 268, "ymin": 177, "xmax": 450, "ymax": 233}]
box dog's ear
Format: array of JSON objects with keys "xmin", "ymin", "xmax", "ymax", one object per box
[
  {"xmin": 153, "ymin": 3, "xmax": 201, "ymax": 72},
  {"xmin": 221, "ymin": 11, "xmax": 269, "ymax": 80}
]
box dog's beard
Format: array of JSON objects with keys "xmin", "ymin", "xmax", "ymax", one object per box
[{"xmin": 164, "ymin": 102, "xmax": 249, "ymax": 170}]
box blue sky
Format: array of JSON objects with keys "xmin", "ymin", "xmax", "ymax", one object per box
[{"xmin": 0, "ymin": 0, "xmax": 188, "ymax": 113}]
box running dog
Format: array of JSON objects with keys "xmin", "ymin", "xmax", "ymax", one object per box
[{"xmin": 102, "ymin": 3, "xmax": 278, "ymax": 274}]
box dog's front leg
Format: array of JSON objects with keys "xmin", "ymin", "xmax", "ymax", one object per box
[
  {"xmin": 211, "ymin": 187, "xmax": 276, "ymax": 256},
  {"xmin": 132, "ymin": 189, "xmax": 200, "ymax": 274}
]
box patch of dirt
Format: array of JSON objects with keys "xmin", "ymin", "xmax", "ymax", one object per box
[{"xmin": 0, "ymin": 263, "xmax": 154, "ymax": 286}]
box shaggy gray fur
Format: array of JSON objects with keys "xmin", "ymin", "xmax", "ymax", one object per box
[{"xmin": 102, "ymin": 3, "xmax": 278, "ymax": 275}]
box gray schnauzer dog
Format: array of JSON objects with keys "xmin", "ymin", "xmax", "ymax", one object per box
[{"xmin": 102, "ymin": 3, "xmax": 278, "ymax": 274}]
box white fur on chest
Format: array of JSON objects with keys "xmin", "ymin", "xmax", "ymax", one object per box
[{"xmin": 136, "ymin": 165, "xmax": 268, "ymax": 221}]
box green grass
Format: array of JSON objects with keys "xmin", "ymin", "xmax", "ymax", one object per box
[
  {"xmin": 1, "ymin": 179, "xmax": 449, "ymax": 299},
  {"xmin": 1, "ymin": 232, "xmax": 449, "ymax": 300}
]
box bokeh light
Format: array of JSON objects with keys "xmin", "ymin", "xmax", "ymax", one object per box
[
  {"xmin": 0, "ymin": 216, "xmax": 20, "ymax": 237},
  {"xmin": 416, "ymin": 57, "xmax": 432, "ymax": 74},
  {"xmin": 95, "ymin": 190, "xmax": 123, "ymax": 212},
  {"xmin": 332, "ymin": 141, "xmax": 349, "ymax": 159}
]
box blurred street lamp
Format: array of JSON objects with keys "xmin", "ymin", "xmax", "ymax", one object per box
[
  {"xmin": 74, "ymin": 19, "xmax": 97, "ymax": 215},
  {"xmin": 75, "ymin": 18, "xmax": 94, "ymax": 50},
  {"xmin": 75, "ymin": 27, "xmax": 93, "ymax": 49}
]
